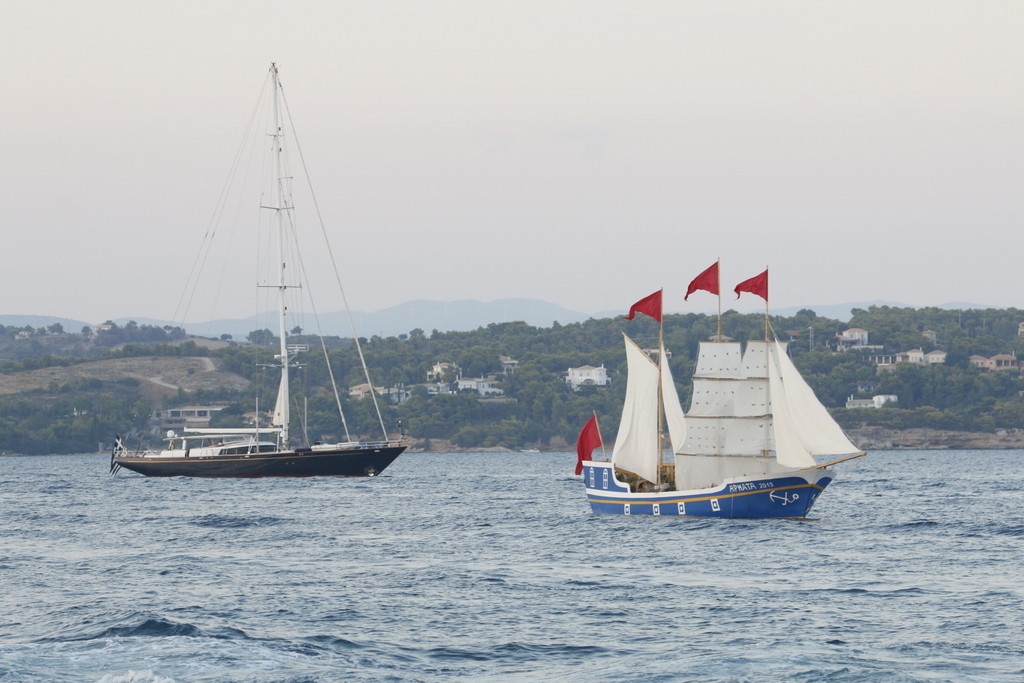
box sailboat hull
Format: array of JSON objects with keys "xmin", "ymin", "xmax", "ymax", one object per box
[
  {"xmin": 582, "ymin": 461, "xmax": 832, "ymax": 519},
  {"xmin": 114, "ymin": 445, "xmax": 406, "ymax": 478}
]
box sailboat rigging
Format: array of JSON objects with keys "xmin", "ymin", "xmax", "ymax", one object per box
[{"xmin": 111, "ymin": 64, "xmax": 407, "ymax": 478}]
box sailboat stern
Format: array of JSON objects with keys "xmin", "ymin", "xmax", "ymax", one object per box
[{"xmin": 583, "ymin": 460, "xmax": 833, "ymax": 519}]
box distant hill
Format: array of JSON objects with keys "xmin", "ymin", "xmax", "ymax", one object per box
[
  {"xmin": 773, "ymin": 301, "xmax": 910, "ymax": 321},
  {"xmin": 135, "ymin": 299, "xmax": 599, "ymax": 340},
  {"xmin": 0, "ymin": 314, "xmax": 92, "ymax": 332},
  {"xmin": 1, "ymin": 298, "xmax": 1004, "ymax": 339},
  {"xmin": 157, "ymin": 299, "xmax": 1007, "ymax": 337},
  {"xmin": 599, "ymin": 301, "xmax": 987, "ymax": 323}
]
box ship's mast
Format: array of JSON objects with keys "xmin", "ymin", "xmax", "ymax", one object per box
[
  {"xmin": 270, "ymin": 63, "xmax": 290, "ymax": 447},
  {"xmin": 762, "ymin": 265, "xmax": 770, "ymax": 343},
  {"xmin": 656, "ymin": 313, "xmax": 664, "ymax": 488},
  {"xmin": 715, "ymin": 258, "xmax": 722, "ymax": 342}
]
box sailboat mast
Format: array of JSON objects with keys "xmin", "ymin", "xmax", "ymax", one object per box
[
  {"xmin": 656, "ymin": 319, "xmax": 664, "ymax": 487},
  {"xmin": 716, "ymin": 258, "xmax": 722, "ymax": 342},
  {"xmin": 763, "ymin": 298, "xmax": 770, "ymax": 342},
  {"xmin": 762, "ymin": 265, "xmax": 770, "ymax": 343},
  {"xmin": 270, "ymin": 63, "xmax": 290, "ymax": 447}
]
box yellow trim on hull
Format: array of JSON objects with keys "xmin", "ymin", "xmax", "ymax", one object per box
[{"xmin": 587, "ymin": 481, "xmax": 826, "ymax": 506}]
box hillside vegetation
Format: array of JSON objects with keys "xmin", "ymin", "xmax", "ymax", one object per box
[{"xmin": 2, "ymin": 306, "xmax": 1024, "ymax": 454}]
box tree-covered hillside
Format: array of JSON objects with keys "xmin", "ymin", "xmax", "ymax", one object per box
[{"xmin": 2, "ymin": 306, "xmax": 1024, "ymax": 454}]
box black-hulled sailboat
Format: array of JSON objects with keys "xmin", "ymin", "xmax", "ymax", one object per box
[{"xmin": 111, "ymin": 64, "xmax": 406, "ymax": 478}]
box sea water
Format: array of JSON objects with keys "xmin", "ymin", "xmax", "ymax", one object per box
[{"xmin": 0, "ymin": 450, "xmax": 1021, "ymax": 682}]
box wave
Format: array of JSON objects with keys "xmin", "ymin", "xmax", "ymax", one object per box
[
  {"xmin": 424, "ymin": 641, "xmax": 612, "ymax": 662},
  {"xmin": 794, "ymin": 585, "xmax": 927, "ymax": 600},
  {"xmin": 188, "ymin": 514, "xmax": 286, "ymax": 528},
  {"xmin": 95, "ymin": 670, "xmax": 176, "ymax": 683},
  {"xmin": 958, "ymin": 521, "xmax": 1024, "ymax": 538},
  {"xmin": 36, "ymin": 614, "xmax": 252, "ymax": 644},
  {"xmin": 300, "ymin": 634, "xmax": 364, "ymax": 650},
  {"xmin": 885, "ymin": 520, "xmax": 941, "ymax": 530}
]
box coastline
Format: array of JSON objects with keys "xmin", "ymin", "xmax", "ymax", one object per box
[
  {"xmin": 404, "ymin": 429, "xmax": 1024, "ymax": 453},
  {"xmin": 844, "ymin": 426, "xmax": 1024, "ymax": 450},
  {"xmin": 5, "ymin": 428, "xmax": 1024, "ymax": 457}
]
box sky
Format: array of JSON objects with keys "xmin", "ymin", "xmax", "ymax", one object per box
[{"xmin": 4, "ymin": 1, "xmax": 1023, "ymax": 325}]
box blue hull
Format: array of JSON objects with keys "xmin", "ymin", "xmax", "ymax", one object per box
[{"xmin": 583, "ymin": 461, "xmax": 832, "ymax": 519}]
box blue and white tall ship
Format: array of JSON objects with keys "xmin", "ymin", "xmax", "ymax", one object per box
[{"xmin": 578, "ymin": 264, "xmax": 865, "ymax": 518}]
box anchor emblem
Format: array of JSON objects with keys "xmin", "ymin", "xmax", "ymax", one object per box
[{"xmin": 769, "ymin": 490, "xmax": 800, "ymax": 506}]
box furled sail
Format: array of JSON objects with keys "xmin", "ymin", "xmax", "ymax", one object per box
[
  {"xmin": 271, "ymin": 374, "xmax": 288, "ymax": 429},
  {"xmin": 611, "ymin": 335, "xmax": 661, "ymax": 484},
  {"xmin": 768, "ymin": 341, "xmax": 860, "ymax": 467},
  {"xmin": 660, "ymin": 343, "xmax": 687, "ymax": 454}
]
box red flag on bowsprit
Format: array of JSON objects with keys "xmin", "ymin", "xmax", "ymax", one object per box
[
  {"xmin": 575, "ymin": 416, "xmax": 603, "ymax": 475},
  {"xmin": 685, "ymin": 262, "xmax": 719, "ymax": 301},
  {"xmin": 734, "ymin": 269, "xmax": 768, "ymax": 301},
  {"xmin": 625, "ymin": 289, "xmax": 662, "ymax": 322}
]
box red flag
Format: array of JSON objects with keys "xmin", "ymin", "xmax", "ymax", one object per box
[
  {"xmin": 575, "ymin": 416, "xmax": 603, "ymax": 475},
  {"xmin": 734, "ymin": 269, "xmax": 768, "ymax": 301},
  {"xmin": 685, "ymin": 262, "xmax": 719, "ymax": 301},
  {"xmin": 625, "ymin": 289, "xmax": 662, "ymax": 322}
]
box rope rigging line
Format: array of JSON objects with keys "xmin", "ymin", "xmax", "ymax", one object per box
[
  {"xmin": 279, "ymin": 203, "xmax": 354, "ymax": 442},
  {"xmin": 280, "ymin": 87, "xmax": 390, "ymax": 440},
  {"xmin": 174, "ymin": 72, "xmax": 272, "ymax": 328}
]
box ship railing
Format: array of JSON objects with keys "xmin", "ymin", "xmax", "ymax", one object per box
[{"xmin": 310, "ymin": 438, "xmax": 406, "ymax": 451}]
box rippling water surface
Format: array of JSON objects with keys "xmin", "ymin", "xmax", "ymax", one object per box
[{"xmin": 1, "ymin": 450, "xmax": 1022, "ymax": 681}]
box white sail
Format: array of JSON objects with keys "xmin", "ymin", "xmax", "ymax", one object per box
[
  {"xmin": 693, "ymin": 341, "xmax": 743, "ymax": 378},
  {"xmin": 611, "ymin": 335, "xmax": 661, "ymax": 483},
  {"xmin": 735, "ymin": 340, "xmax": 771, "ymax": 418},
  {"xmin": 679, "ymin": 416, "xmax": 772, "ymax": 456},
  {"xmin": 660, "ymin": 343, "xmax": 688, "ymax": 455},
  {"xmin": 679, "ymin": 341, "xmax": 772, "ymax": 456},
  {"xmin": 740, "ymin": 339, "xmax": 770, "ymax": 376},
  {"xmin": 687, "ymin": 379, "xmax": 770, "ymax": 417},
  {"xmin": 687, "ymin": 341, "xmax": 760, "ymax": 421},
  {"xmin": 768, "ymin": 341, "xmax": 860, "ymax": 467}
]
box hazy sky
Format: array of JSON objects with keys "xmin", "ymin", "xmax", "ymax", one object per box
[{"xmin": 5, "ymin": 1, "xmax": 1023, "ymax": 324}]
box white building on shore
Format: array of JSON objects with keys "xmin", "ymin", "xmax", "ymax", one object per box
[{"xmin": 565, "ymin": 364, "xmax": 610, "ymax": 391}]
